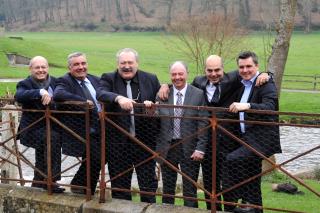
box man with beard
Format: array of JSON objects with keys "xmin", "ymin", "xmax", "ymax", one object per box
[
  {"xmin": 15, "ymin": 56, "xmax": 64, "ymax": 193},
  {"xmin": 97, "ymin": 48, "xmax": 160, "ymax": 203}
]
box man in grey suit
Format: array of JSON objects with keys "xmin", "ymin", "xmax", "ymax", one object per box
[{"xmin": 145, "ymin": 61, "xmax": 207, "ymax": 208}]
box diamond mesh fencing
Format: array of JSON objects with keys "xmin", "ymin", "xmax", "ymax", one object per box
[{"xmin": 1, "ymin": 100, "xmax": 319, "ymax": 213}]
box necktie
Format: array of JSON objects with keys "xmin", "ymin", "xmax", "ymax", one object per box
[
  {"xmin": 211, "ymin": 83, "xmax": 220, "ymax": 104},
  {"xmin": 80, "ymin": 81, "xmax": 94, "ymax": 103},
  {"xmin": 240, "ymin": 80, "xmax": 252, "ymax": 133},
  {"xmin": 173, "ymin": 92, "xmax": 183, "ymax": 139},
  {"xmin": 126, "ymin": 80, "xmax": 135, "ymax": 135}
]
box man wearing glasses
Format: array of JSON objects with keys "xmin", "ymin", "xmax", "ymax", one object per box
[{"xmin": 97, "ymin": 48, "xmax": 160, "ymax": 203}]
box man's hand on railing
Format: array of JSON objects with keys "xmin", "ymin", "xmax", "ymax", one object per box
[
  {"xmin": 40, "ymin": 90, "xmax": 52, "ymax": 105},
  {"xmin": 229, "ymin": 102, "xmax": 251, "ymax": 113},
  {"xmin": 143, "ymin": 100, "xmax": 156, "ymax": 115},
  {"xmin": 116, "ymin": 95, "xmax": 136, "ymax": 111}
]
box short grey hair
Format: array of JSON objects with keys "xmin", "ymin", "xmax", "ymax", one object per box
[
  {"xmin": 169, "ymin": 61, "xmax": 189, "ymax": 73},
  {"xmin": 67, "ymin": 52, "xmax": 86, "ymax": 67},
  {"xmin": 116, "ymin": 48, "xmax": 139, "ymax": 62}
]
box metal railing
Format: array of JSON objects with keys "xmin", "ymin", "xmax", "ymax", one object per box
[{"xmin": 0, "ymin": 99, "xmax": 319, "ymax": 212}]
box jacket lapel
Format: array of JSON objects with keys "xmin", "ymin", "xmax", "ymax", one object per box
[{"xmin": 168, "ymin": 87, "xmax": 174, "ymax": 116}]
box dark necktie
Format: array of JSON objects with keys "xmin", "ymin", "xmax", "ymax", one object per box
[
  {"xmin": 80, "ymin": 81, "xmax": 96, "ymax": 108},
  {"xmin": 126, "ymin": 80, "xmax": 135, "ymax": 135},
  {"xmin": 211, "ymin": 83, "xmax": 220, "ymax": 104},
  {"xmin": 173, "ymin": 92, "xmax": 183, "ymax": 139}
]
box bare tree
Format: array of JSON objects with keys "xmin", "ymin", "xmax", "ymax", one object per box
[
  {"xmin": 165, "ymin": 14, "xmax": 248, "ymax": 75},
  {"xmin": 267, "ymin": 0, "xmax": 297, "ymax": 96}
]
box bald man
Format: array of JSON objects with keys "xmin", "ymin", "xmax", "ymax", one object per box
[
  {"xmin": 15, "ymin": 56, "xmax": 64, "ymax": 193},
  {"xmin": 150, "ymin": 61, "xmax": 207, "ymax": 208}
]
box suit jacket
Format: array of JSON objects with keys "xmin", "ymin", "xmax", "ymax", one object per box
[
  {"xmin": 97, "ymin": 70, "xmax": 161, "ymax": 148},
  {"xmin": 156, "ymin": 84, "xmax": 208, "ymax": 160},
  {"xmin": 235, "ymin": 78, "xmax": 282, "ymax": 157},
  {"xmin": 15, "ymin": 76, "xmax": 57, "ymax": 148},
  {"xmin": 53, "ymin": 73, "xmax": 100, "ymax": 156}
]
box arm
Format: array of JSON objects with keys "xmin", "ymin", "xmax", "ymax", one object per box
[
  {"xmin": 229, "ymin": 81, "xmax": 278, "ymax": 113},
  {"xmin": 15, "ymin": 81, "xmax": 42, "ymax": 103},
  {"xmin": 97, "ymin": 73, "xmax": 135, "ymax": 111},
  {"xmin": 53, "ymin": 77, "xmax": 87, "ymax": 102},
  {"xmin": 192, "ymin": 93, "xmax": 208, "ymax": 161}
]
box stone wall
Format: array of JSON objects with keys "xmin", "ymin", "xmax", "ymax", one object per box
[{"xmin": 0, "ymin": 184, "xmax": 218, "ymax": 213}]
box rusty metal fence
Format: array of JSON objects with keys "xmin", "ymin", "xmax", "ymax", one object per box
[{"xmin": 1, "ymin": 99, "xmax": 320, "ymax": 212}]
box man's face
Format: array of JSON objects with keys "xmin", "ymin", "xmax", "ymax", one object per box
[
  {"xmin": 205, "ymin": 60, "xmax": 224, "ymax": 84},
  {"xmin": 30, "ymin": 58, "xmax": 49, "ymax": 81},
  {"xmin": 69, "ymin": 55, "xmax": 88, "ymax": 80},
  {"xmin": 238, "ymin": 57, "xmax": 259, "ymax": 80},
  {"xmin": 170, "ymin": 63, "xmax": 188, "ymax": 90},
  {"xmin": 118, "ymin": 52, "xmax": 138, "ymax": 80}
]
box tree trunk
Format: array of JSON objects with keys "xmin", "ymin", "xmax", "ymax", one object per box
[{"xmin": 267, "ymin": 0, "xmax": 297, "ymax": 97}]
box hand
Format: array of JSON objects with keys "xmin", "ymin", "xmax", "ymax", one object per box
[
  {"xmin": 41, "ymin": 90, "xmax": 52, "ymax": 105},
  {"xmin": 144, "ymin": 100, "xmax": 157, "ymax": 115},
  {"xmin": 143, "ymin": 100, "xmax": 153, "ymax": 108},
  {"xmin": 117, "ymin": 96, "xmax": 135, "ymax": 111},
  {"xmin": 190, "ymin": 151, "xmax": 204, "ymax": 161},
  {"xmin": 255, "ymin": 73, "xmax": 269, "ymax": 86},
  {"xmin": 86, "ymin": 100, "xmax": 95, "ymax": 107},
  {"xmin": 229, "ymin": 102, "xmax": 250, "ymax": 113},
  {"xmin": 157, "ymin": 84, "xmax": 170, "ymax": 101}
]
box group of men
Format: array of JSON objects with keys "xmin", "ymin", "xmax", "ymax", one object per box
[{"xmin": 16, "ymin": 48, "xmax": 281, "ymax": 213}]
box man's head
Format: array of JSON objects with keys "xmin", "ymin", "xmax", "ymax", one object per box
[
  {"xmin": 68, "ymin": 52, "xmax": 88, "ymax": 80},
  {"xmin": 117, "ymin": 48, "xmax": 139, "ymax": 80},
  {"xmin": 29, "ymin": 56, "xmax": 49, "ymax": 82},
  {"xmin": 237, "ymin": 51, "xmax": 259, "ymax": 81},
  {"xmin": 170, "ymin": 61, "xmax": 188, "ymax": 90},
  {"xmin": 205, "ymin": 55, "xmax": 224, "ymax": 84}
]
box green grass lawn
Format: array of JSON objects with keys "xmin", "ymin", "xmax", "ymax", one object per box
[
  {"xmin": 1, "ymin": 31, "xmax": 320, "ymax": 113},
  {"xmin": 132, "ymin": 176, "xmax": 320, "ymax": 212}
]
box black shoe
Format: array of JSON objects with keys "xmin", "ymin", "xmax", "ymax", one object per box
[
  {"xmin": 51, "ymin": 186, "xmax": 65, "ymax": 193},
  {"xmin": 43, "ymin": 185, "xmax": 65, "ymax": 193},
  {"xmin": 70, "ymin": 187, "xmax": 86, "ymax": 194},
  {"xmin": 233, "ymin": 206, "xmax": 256, "ymax": 213}
]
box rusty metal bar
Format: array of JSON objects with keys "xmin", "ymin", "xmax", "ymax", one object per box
[
  {"xmin": 210, "ymin": 112, "xmax": 217, "ymax": 213},
  {"xmin": 45, "ymin": 106, "xmax": 53, "ymax": 194},
  {"xmin": 99, "ymin": 103, "xmax": 106, "ymax": 203},
  {"xmin": 9, "ymin": 113, "xmax": 25, "ymax": 186},
  {"xmin": 85, "ymin": 103, "xmax": 92, "ymax": 200}
]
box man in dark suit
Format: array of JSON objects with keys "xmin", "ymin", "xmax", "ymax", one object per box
[
  {"xmin": 15, "ymin": 56, "xmax": 64, "ymax": 193},
  {"xmin": 225, "ymin": 51, "xmax": 281, "ymax": 213},
  {"xmin": 53, "ymin": 52, "xmax": 103, "ymax": 195},
  {"xmin": 97, "ymin": 48, "xmax": 160, "ymax": 203},
  {"xmin": 145, "ymin": 61, "xmax": 208, "ymax": 208}
]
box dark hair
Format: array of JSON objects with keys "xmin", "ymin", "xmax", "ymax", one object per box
[{"xmin": 237, "ymin": 51, "xmax": 258, "ymax": 65}]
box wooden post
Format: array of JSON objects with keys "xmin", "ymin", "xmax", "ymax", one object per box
[{"xmin": 0, "ymin": 105, "xmax": 19, "ymax": 185}]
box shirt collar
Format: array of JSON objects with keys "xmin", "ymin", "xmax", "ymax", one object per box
[
  {"xmin": 241, "ymin": 71, "xmax": 260, "ymax": 86},
  {"xmin": 76, "ymin": 77, "xmax": 90, "ymax": 85},
  {"xmin": 173, "ymin": 84, "xmax": 188, "ymax": 97}
]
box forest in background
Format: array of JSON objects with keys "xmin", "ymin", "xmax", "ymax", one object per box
[{"xmin": 1, "ymin": 0, "xmax": 320, "ymax": 32}]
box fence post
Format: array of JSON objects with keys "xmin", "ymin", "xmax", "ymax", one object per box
[
  {"xmin": 314, "ymin": 75, "xmax": 317, "ymax": 91},
  {"xmin": 0, "ymin": 105, "xmax": 19, "ymax": 185}
]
